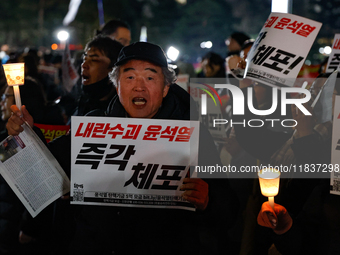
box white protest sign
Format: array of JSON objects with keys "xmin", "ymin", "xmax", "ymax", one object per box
[
  {"xmin": 70, "ymin": 116, "xmax": 199, "ymax": 210},
  {"xmin": 313, "ymin": 70, "xmax": 338, "ymax": 124},
  {"xmin": 245, "ymin": 12, "xmax": 322, "ymax": 88},
  {"xmin": 331, "ymin": 95, "xmax": 340, "ymax": 195},
  {"xmin": 326, "ymin": 34, "xmax": 340, "ymax": 73}
]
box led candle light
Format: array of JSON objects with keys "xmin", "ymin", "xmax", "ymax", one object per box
[
  {"xmin": 258, "ymin": 168, "xmax": 281, "ymax": 209},
  {"xmin": 3, "ymin": 63, "xmax": 25, "ymax": 110}
]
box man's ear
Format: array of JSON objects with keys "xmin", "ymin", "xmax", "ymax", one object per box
[{"xmin": 163, "ymin": 84, "xmax": 170, "ymax": 98}]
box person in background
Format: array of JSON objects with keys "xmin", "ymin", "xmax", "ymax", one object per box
[
  {"xmin": 225, "ymin": 31, "xmax": 250, "ymax": 57},
  {"xmin": 96, "ymin": 19, "xmax": 131, "ymax": 46},
  {"xmin": 200, "ymin": 51, "xmax": 226, "ymax": 78},
  {"xmin": 70, "ymin": 35, "xmax": 124, "ymax": 119}
]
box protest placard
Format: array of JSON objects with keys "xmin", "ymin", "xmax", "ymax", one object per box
[
  {"xmin": 245, "ymin": 12, "xmax": 322, "ymax": 88},
  {"xmin": 70, "ymin": 116, "xmax": 199, "ymax": 211},
  {"xmin": 34, "ymin": 123, "xmax": 70, "ymax": 143},
  {"xmin": 326, "ymin": 34, "xmax": 340, "ymax": 73},
  {"xmin": 331, "ymin": 95, "xmax": 340, "ymax": 195}
]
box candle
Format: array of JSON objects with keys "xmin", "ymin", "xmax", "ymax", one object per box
[
  {"xmin": 258, "ymin": 168, "xmax": 280, "ymax": 209},
  {"xmin": 3, "ymin": 63, "xmax": 25, "ymax": 109}
]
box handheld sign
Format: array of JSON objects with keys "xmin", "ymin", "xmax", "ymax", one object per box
[{"xmin": 245, "ymin": 12, "xmax": 322, "ymax": 88}]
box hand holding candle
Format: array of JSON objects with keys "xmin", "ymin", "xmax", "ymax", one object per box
[
  {"xmin": 258, "ymin": 168, "xmax": 280, "ymax": 209},
  {"xmin": 3, "ymin": 63, "xmax": 25, "ymax": 109}
]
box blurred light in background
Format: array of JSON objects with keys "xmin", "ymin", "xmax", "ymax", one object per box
[
  {"xmin": 324, "ymin": 46, "xmax": 332, "ymax": 55},
  {"xmin": 57, "ymin": 30, "xmax": 69, "ymax": 41},
  {"xmin": 200, "ymin": 41, "xmax": 212, "ymax": 49},
  {"xmin": 51, "ymin": 43, "xmax": 58, "ymax": 50},
  {"xmin": 140, "ymin": 26, "xmax": 147, "ymax": 42},
  {"xmin": 271, "ymin": 0, "xmax": 289, "ymax": 13},
  {"xmin": 167, "ymin": 46, "xmax": 180, "ymax": 61}
]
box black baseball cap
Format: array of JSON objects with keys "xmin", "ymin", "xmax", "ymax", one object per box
[{"xmin": 115, "ymin": 42, "xmax": 168, "ymax": 67}]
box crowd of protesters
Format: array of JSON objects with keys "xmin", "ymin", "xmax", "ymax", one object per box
[{"xmin": 0, "ymin": 17, "xmax": 339, "ymax": 255}]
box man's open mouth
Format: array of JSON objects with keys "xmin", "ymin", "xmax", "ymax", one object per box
[{"xmin": 133, "ymin": 97, "xmax": 146, "ymax": 105}]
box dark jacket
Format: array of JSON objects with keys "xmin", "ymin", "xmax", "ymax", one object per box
[{"xmin": 70, "ymin": 76, "xmax": 116, "ymax": 120}]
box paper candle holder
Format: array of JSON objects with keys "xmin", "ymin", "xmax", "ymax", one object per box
[
  {"xmin": 258, "ymin": 168, "xmax": 280, "ymax": 209},
  {"xmin": 3, "ymin": 63, "xmax": 25, "ymax": 109}
]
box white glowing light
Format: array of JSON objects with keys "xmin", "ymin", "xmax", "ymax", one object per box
[
  {"xmin": 205, "ymin": 41, "xmax": 213, "ymax": 48},
  {"xmin": 324, "ymin": 46, "xmax": 332, "ymax": 55},
  {"xmin": 271, "ymin": 0, "xmax": 289, "ymax": 13},
  {"xmin": 200, "ymin": 41, "xmax": 213, "ymax": 49},
  {"xmin": 319, "ymin": 47, "xmax": 324, "ymax": 54},
  {"xmin": 167, "ymin": 46, "xmax": 179, "ymax": 61},
  {"xmin": 57, "ymin": 30, "xmax": 69, "ymax": 41}
]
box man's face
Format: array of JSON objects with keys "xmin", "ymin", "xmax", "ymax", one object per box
[
  {"xmin": 110, "ymin": 27, "xmax": 131, "ymax": 46},
  {"xmin": 117, "ymin": 60, "xmax": 170, "ymax": 118},
  {"xmin": 81, "ymin": 47, "xmax": 111, "ymax": 85}
]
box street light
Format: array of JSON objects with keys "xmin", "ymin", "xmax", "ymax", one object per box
[
  {"xmin": 271, "ymin": 0, "xmax": 292, "ymax": 13},
  {"xmin": 57, "ymin": 30, "xmax": 69, "ymax": 41},
  {"xmin": 57, "ymin": 30, "xmax": 69, "ymax": 50},
  {"xmin": 167, "ymin": 46, "xmax": 179, "ymax": 62}
]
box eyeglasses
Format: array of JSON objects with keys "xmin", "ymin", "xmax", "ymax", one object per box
[{"xmin": 1, "ymin": 94, "xmax": 14, "ymax": 101}]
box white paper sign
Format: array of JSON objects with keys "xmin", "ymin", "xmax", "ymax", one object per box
[
  {"xmin": 313, "ymin": 70, "xmax": 338, "ymax": 123},
  {"xmin": 326, "ymin": 34, "xmax": 340, "ymax": 73},
  {"xmin": 245, "ymin": 12, "xmax": 322, "ymax": 87},
  {"xmin": 331, "ymin": 95, "xmax": 340, "ymax": 195},
  {"xmin": 70, "ymin": 116, "xmax": 199, "ymax": 210}
]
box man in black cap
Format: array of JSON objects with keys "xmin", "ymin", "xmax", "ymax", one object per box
[{"xmin": 7, "ymin": 42, "xmax": 236, "ymax": 255}]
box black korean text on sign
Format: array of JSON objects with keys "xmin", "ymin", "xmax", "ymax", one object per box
[
  {"xmin": 124, "ymin": 164, "xmax": 186, "ymax": 190},
  {"xmin": 104, "ymin": 145, "xmax": 136, "ymax": 170},
  {"xmin": 124, "ymin": 163, "xmax": 159, "ymax": 189},
  {"xmin": 75, "ymin": 143, "xmax": 136, "ymax": 170},
  {"xmin": 75, "ymin": 143, "xmax": 107, "ymax": 169},
  {"xmin": 328, "ymin": 54, "xmax": 340, "ymax": 72},
  {"xmin": 252, "ymin": 45, "xmax": 304, "ymax": 75},
  {"xmin": 336, "ymin": 139, "xmax": 340, "ymax": 150},
  {"xmin": 151, "ymin": 165, "xmax": 186, "ymax": 190}
]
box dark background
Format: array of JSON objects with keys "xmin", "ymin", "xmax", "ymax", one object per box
[{"xmin": 0, "ymin": 0, "xmax": 339, "ymax": 64}]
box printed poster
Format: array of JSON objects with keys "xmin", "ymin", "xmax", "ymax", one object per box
[
  {"xmin": 331, "ymin": 95, "xmax": 340, "ymax": 195},
  {"xmin": 245, "ymin": 12, "xmax": 322, "ymax": 87},
  {"xmin": 70, "ymin": 116, "xmax": 200, "ymax": 210},
  {"xmin": 326, "ymin": 34, "xmax": 340, "ymax": 73}
]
